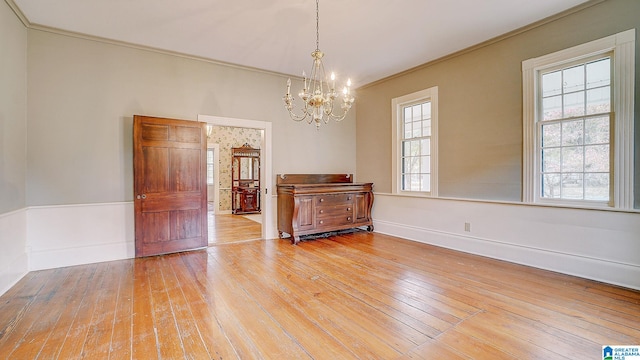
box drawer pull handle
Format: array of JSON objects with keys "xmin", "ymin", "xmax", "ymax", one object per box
[
  {"xmin": 347, "ymin": 196, "xmax": 352, "ymax": 200},
  {"xmin": 319, "ymin": 220, "xmax": 324, "ymax": 224},
  {"xmin": 320, "ymin": 198, "xmax": 324, "ymax": 202},
  {"xmin": 319, "ymin": 210, "xmax": 324, "ymax": 214},
  {"xmin": 347, "ymin": 217, "xmax": 352, "ymax": 221},
  {"xmin": 347, "ymin": 207, "xmax": 351, "ymax": 211}
]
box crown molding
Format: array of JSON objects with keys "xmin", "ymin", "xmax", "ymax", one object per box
[
  {"xmin": 4, "ymin": 0, "xmax": 294, "ymax": 80},
  {"xmin": 359, "ymin": 0, "xmax": 607, "ymax": 90},
  {"xmin": 4, "ymin": 0, "xmax": 30, "ymax": 27}
]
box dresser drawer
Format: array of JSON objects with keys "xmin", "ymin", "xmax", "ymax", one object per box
[
  {"xmin": 317, "ymin": 204, "xmax": 353, "ymax": 218},
  {"xmin": 316, "ymin": 214, "xmax": 354, "ymax": 227},
  {"xmin": 315, "ymin": 194, "xmax": 354, "ymax": 206}
]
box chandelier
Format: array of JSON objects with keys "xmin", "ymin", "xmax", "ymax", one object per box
[{"xmin": 283, "ymin": 0, "xmax": 355, "ymax": 129}]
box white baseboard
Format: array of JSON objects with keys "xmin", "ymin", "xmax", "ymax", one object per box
[
  {"xmin": 374, "ymin": 219, "xmax": 640, "ymax": 291},
  {"xmin": 28, "ymin": 202, "xmax": 135, "ymax": 271},
  {"xmin": 0, "ymin": 209, "xmax": 29, "ymax": 296},
  {"xmin": 0, "ymin": 252, "xmax": 29, "ymax": 297}
]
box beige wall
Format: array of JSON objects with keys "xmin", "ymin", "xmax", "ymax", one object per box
[
  {"xmin": 0, "ymin": 0, "xmax": 29, "ymax": 296},
  {"xmin": 0, "ymin": 0, "xmax": 27, "ymax": 213},
  {"xmin": 26, "ymin": 29, "xmax": 356, "ymax": 206},
  {"xmin": 356, "ymin": 0, "xmax": 640, "ymax": 207}
]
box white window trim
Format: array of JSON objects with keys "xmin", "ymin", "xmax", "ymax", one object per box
[
  {"xmin": 391, "ymin": 87, "xmax": 439, "ymax": 196},
  {"xmin": 522, "ymin": 29, "xmax": 635, "ymax": 210}
]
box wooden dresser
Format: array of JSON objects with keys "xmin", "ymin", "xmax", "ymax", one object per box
[{"xmin": 277, "ymin": 174, "xmax": 374, "ymax": 244}]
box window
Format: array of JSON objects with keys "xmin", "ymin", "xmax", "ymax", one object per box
[
  {"xmin": 207, "ymin": 148, "xmax": 215, "ymax": 185},
  {"xmin": 392, "ymin": 87, "xmax": 438, "ymax": 196},
  {"xmin": 522, "ymin": 29, "xmax": 635, "ymax": 209}
]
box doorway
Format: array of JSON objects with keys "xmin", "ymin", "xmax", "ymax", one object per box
[{"xmin": 198, "ymin": 115, "xmax": 274, "ymax": 244}]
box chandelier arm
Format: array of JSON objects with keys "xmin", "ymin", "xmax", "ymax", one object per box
[
  {"xmin": 285, "ymin": 99, "xmax": 310, "ymax": 122},
  {"xmin": 328, "ymin": 110, "xmax": 348, "ymax": 122},
  {"xmin": 287, "ymin": 110, "xmax": 309, "ymax": 122}
]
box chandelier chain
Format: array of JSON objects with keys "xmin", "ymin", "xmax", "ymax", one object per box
[{"xmin": 315, "ymin": 0, "xmax": 320, "ymax": 51}]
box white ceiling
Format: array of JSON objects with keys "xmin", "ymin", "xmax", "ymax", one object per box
[{"xmin": 12, "ymin": 0, "xmax": 590, "ymax": 87}]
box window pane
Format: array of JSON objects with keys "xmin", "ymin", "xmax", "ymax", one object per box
[
  {"xmin": 207, "ymin": 164, "xmax": 214, "ymax": 184},
  {"xmin": 584, "ymin": 116, "xmax": 609, "ymax": 144},
  {"xmin": 402, "ymin": 157, "xmax": 412, "ymax": 173},
  {"xmin": 403, "ymin": 174, "xmax": 410, "ymax": 191},
  {"xmin": 541, "ymin": 123, "xmax": 561, "ymax": 147},
  {"xmin": 422, "ymin": 102, "xmax": 431, "ymax": 118},
  {"xmin": 403, "ymin": 141, "xmax": 411, "ymax": 156},
  {"xmin": 586, "ymin": 58, "xmax": 610, "ymax": 89},
  {"xmin": 421, "ymin": 175, "xmax": 431, "ymax": 192},
  {"xmin": 562, "ymin": 173, "xmax": 584, "ymax": 199},
  {"xmin": 410, "ymin": 140, "xmax": 419, "ymax": 156},
  {"xmin": 421, "ymin": 138, "xmax": 430, "ymax": 156},
  {"xmin": 562, "ymin": 146, "xmax": 583, "ymax": 172},
  {"xmin": 563, "ymin": 92, "xmax": 585, "ymax": 117},
  {"xmin": 542, "ymin": 70, "xmax": 562, "ymax": 97},
  {"xmin": 422, "ymin": 120, "xmax": 431, "ymax": 136},
  {"xmin": 412, "ymin": 104, "xmax": 422, "ymax": 121},
  {"xmin": 562, "ymin": 120, "xmax": 583, "ymax": 146},
  {"xmin": 408, "ymin": 157, "xmax": 420, "ymax": 173},
  {"xmin": 585, "ymin": 144, "xmax": 609, "ymax": 172},
  {"xmin": 404, "ymin": 107, "xmax": 412, "ymax": 124},
  {"xmin": 586, "ymin": 87, "xmax": 610, "ymax": 114},
  {"xmin": 410, "ymin": 174, "xmax": 420, "ymax": 191},
  {"xmin": 412, "ymin": 121, "xmax": 421, "ymax": 138},
  {"xmin": 421, "ymin": 155, "xmax": 431, "ymax": 174},
  {"xmin": 584, "ymin": 173, "xmax": 609, "ymax": 201},
  {"xmin": 563, "ymin": 64, "xmax": 585, "ymax": 93},
  {"xmin": 542, "ymin": 174, "xmax": 561, "ymax": 198},
  {"xmin": 207, "ymin": 149, "xmax": 215, "ymax": 185},
  {"xmin": 542, "ymin": 148, "xmax": 561, "ymax": 172},
  {"xmin": 543, "ymin": 95, "xmax": 562, "ymax": 121}
]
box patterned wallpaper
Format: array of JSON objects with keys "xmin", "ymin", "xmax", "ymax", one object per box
[{"xmin": 208, "ymin": 126, "xmax": 262, "ymax": 211}]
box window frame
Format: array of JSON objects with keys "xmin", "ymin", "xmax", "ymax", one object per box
[
  {"xmin": 392, "ymin": 87, "xmax": 439, "ymax": 196},
  {"xmin": 522, "ymin": 29, "xmax": 635, "ymax": 209}
]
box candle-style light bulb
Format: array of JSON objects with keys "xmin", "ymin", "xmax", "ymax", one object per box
[
  {"xmin": 286, "ymin": 78, "xmax": 291, "ymax": 94},
  {"xmin": 330, "ymin": 72, "xmax": 336, "ymax": 90}
]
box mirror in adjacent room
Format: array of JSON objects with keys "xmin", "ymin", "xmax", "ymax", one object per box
[{"xmin": 231, "ymin": 143, "xmax": 261, "ymax": 214}]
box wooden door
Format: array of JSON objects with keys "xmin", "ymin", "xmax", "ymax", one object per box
[{"xmin": 133, "ymin": 115, "xmax": 208, "ymax": 257}]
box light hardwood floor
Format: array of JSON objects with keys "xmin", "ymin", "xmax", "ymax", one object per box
[
  {"xmin": 1, "ymin": 231, "xmax": 639, "ymax": 359},
  {"xmin": 208, "ymin": 213, "xmax": 262, "ymax": 245}
]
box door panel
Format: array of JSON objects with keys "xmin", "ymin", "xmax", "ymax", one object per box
[
  {"xmin": 171, "ymin": 148, "xmax": 201, "ymax": 191},
  {"xmin": 142, "ymin": 147, "xmax": 169, "ymax": 192},
  {"xmin": 134, "ymin": 115, "xmax": 208, "ymax": 257}
]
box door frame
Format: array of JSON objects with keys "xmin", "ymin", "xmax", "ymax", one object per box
[
  {"xmin": 198, "ymin": 114, "xmax": 275, "ymax": 240},
  {"xmin": 207, "ymin": 143, "xmax": 220, "ymax": 214}
]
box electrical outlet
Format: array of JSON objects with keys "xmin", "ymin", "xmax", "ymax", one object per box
[{"xmin": 464, "ymin": 222, "xmax": 471, "ymax": 232}]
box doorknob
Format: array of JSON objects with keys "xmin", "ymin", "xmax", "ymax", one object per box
[{"xmin": 137, "ymin": 194, "xmax": 147, "ymax": 199}]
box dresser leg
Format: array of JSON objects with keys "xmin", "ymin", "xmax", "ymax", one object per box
[{"xmin": 291, "ymin": 236, "xmax": 301, "ymax": 245}]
